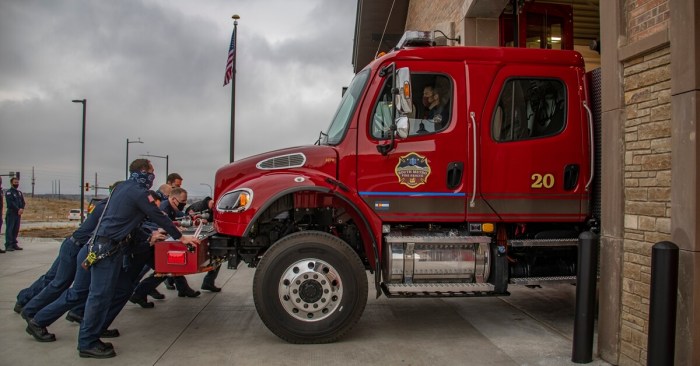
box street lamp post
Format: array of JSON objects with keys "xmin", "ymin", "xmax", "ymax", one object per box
[
  {"xmin": 141, "ymin": 153, "xmax": 169, "ymax": 178},
  {"xmin": 200, "ymin": 183, "xmax": 213, "ymax": 197},
  {"xmin": 72, "ymin": 99, "xmax": 86, "ymax": 223},
  {"xmin": 126, "ymin": 138, "xmax": 144, "ymax": 178}
]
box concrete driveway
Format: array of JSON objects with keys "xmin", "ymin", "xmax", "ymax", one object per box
[{"xmin": 0, "ymin": 237, "xmax": 610, "ymax": 365}]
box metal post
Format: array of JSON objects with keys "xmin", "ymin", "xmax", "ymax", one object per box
[
  {"xmin": 72, "ymin": 99, "xmax": 87, "ymax": 223},
  {"xmin": 126, "ymin": 139, "xmax": 129, "ymax": 179},
  {"xmin": 647, "ymin": 241, "xmax": 679, "ymax": 366},
  {"xmin": 127, "ymin": 138, "xmax": 144, "ymax": 178},
  {"xmin": 572, "ymin": 231, "xmax": 598, "ymax": 363},
  {"xmin": 141, "ymin": 153, "xmax": 167, "ymax": 178},
  {"xmin": 230, "ymin": 14, "xmax": 240, "ymax": 163}
]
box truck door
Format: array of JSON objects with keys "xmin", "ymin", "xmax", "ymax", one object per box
[
  {"xmin": 356, "ymin": 62, "xmax": 468, "ymax": 222},
  {"xmin": 475, "ymin": 65, "xmax": 589, "ymax": 223}
]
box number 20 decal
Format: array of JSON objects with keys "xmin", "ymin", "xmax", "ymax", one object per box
[{"xmin": 531, "ymin": 173, "xmax": 555, "ymax": 189}]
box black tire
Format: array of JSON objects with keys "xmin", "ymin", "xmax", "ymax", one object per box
[
  {"xmin": 253, "ymin": 231, "xmax": 368, "ymax": 344},
  {"xmin": 488, "ymin": 243, "xmax": 509, "ymax": 294}
]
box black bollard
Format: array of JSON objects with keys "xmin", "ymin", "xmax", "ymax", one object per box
[
  {"xmin": 647, "ymin": 241, "xmax": 679, "ymax": 366},
  {"xmin": 572, "ymin": 231, "xmax": 598, "ymax": 363}
]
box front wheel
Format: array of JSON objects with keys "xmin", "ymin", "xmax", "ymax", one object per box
[{"xmin": 253, "ymin": 231, "xmax": 368, "ymax": 344}]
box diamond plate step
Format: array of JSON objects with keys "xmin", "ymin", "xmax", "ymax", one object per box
[
  {"xmin": 384, "ymin": 282, "xmax": 494, "ymax": 295},
  {"xmin": 510, "ymin": 276, "xmax": 577, "ymax": 285}
]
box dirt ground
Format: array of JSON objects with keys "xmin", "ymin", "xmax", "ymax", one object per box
[{"xmin": 4, "ymin": 195, "xmax": 85, "ymax": 238}]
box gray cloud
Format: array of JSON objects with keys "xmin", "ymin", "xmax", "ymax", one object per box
[{"xmin": 0, "ymin": 0, "xmax": 356, "ymax": 197}]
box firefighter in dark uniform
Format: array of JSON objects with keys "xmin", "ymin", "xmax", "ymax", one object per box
[
  {"xmin": 19, "ymin": 198, "xmax": 108, "ymax": 319},
  {"xmin": 130, "ymin": 187, "xmax": 200, "ymax": 307},
  {"xmin": 187, "ymin": 196, "xmax": 222, "ymax": 292},
  {"xmin": 26, "ymin": 159, "xmax": 198, "ymax": 358},
  {"xmin": 0, "ymin": 177, "xmax": 4, "ymax": 254},
  {"xmin": 5, "ymin": 177, "xmax": 25, "ymax": 251}
]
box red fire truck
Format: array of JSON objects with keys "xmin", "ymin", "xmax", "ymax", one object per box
[{"xmin": 158, "ymin": 31, "xmax": 599, "ymax": 344}]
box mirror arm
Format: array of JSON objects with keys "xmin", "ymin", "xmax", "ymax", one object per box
[{"xmin": 376, "ymin": 126, "xmax": 397, "ymax": 156}]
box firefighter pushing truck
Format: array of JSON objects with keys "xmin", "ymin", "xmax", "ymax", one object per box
[{"xmin": 155, "ymin": 31, "xmax": 598, "ymax": 344}]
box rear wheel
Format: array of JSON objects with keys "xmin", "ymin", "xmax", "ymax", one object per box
[{"xmin": 253, "ymin": 231, "xmax": 368, "ymax": 343}]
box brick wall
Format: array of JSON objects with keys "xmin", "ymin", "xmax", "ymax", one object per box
[
  {"xmin": 620, "ymin": 46, "xmax": 671, "ymax": 365},
  {"xmin": 405, "ymin": 0, "xmax": 462, "ymax": 31},
  {"xmin": 625, "ymin": 0, "xmax": 670, "ymax": 43}
]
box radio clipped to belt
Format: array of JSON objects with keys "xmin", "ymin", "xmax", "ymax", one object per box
[
  {"xmin": 80, "ymin": 191, "xmax": 114, "ymax": 270},
  {"xmin": 81, "ymin": 239, "xmax": 125, "ymax": 270}
]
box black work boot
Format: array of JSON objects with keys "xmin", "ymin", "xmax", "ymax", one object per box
[
  {"xmin": 26, "ymin": 320, "xmax": 56, "ymax": 342},
  {"xmin": 201, "ymin": 282, "xmax": 222, "ymax": 292},
  {"xmin": 65, "ymin": 311, "xmax": 83, "ymax": 323},
  {"xmin": 79, "ymin": 343, "xmax": 116, "ymax": 358},
  {"xmin": 177, "ymin": 288, "xmax": 201, "ymax": 298},
  {"xmin": 101, "ymin": 328, "xmax": 120, "ymax": 338},
  {"xmin": 164, "ymin": 277, "xmax": 176, "ymax": 290},
  {"xmin": 129, "ymin": 295, "xmax": 154, "ymax": 308}
]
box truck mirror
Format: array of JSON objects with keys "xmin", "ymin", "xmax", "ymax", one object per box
[
  {"xmin": 395, "ymin": 67, "xmax": 413, "ymax": 114},
  {"xmin": 395, "ymin": 116, "xmax": 409, "ymax": 138}
]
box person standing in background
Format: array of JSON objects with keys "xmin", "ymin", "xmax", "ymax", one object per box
[
  {"xmin": 5, "ymin": 177, "xmax": 25, "ymax": 251},
  {"xmin": 0, "ymin": 177, "xmax": 4, "ymax": 253}
]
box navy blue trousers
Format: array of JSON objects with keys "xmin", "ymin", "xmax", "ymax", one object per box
[
  {"xmin": 102, "ymin": 248, "xmax": 153, "ymax": 329},
  {"xmin": 5, "ymin": 213, "xmax": 20, "ymax": 248},
  {"xmin": 17, "ymin": 257, "xmax": 60, "ymax": 306},
  {"xmin": 22, "ymin": 237, "xmax": 82, "ymax": 318},
  {"xmin": 33, "ymin": 245, "xmax": 92, "ymax": 327},
  {"xmin": 78, "ymin": 241, "xmax": 124, "ymax": 350}
]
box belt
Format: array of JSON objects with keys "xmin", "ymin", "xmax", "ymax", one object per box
[{"xmin": 94, "ymin": 236, "xmax": 119, "ymax": 245}]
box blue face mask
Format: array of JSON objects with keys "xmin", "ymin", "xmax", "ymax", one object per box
[{"xmin": 130, "ymin": 171, "xmax": 155, "ymax": 189}]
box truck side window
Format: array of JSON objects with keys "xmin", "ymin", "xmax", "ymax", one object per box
[
  {"xmin": 371, "ymin": 73, "xmax": 452, "ymax": 140},
  {"xmin": 492, "ymin": 78, "xmax": 566, "ymax": 142}
]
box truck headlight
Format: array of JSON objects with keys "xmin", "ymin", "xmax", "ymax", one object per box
[{"xmin": 217, "ymin": 189, "xmax": 253, "ymax": 213}]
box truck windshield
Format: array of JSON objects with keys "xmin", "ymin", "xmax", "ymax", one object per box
[{"xmin": 322, "ymin": 69, "xmax": 370, "ymax": 145}]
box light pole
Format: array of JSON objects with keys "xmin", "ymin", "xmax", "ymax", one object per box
[
  {"xmin": 141, "ymin": 153, "xmax": 169, "ymax": 178},
  {"xmin": 126, "ymin": 138, "xmax": 143, "ymax": 178},
  {"xmin": 200, "ymin": 183, "xmax": 213, "ymax": 197},
  {"xmin": 72, "ymin": 99, "xmax": 86, "ymax": 223}
]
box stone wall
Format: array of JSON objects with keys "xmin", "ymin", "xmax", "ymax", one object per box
[
  {"xmin": 620, "ymin": 46, "xmax": 671, "ymax": 365},
  {"xmin": 625, "ymin": 0, "xmax": 670, "ymax": 43}
]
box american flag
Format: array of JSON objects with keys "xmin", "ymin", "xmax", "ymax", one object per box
[{"xmin": 223, "ymin": 28, "xmax": 236, "ymax": 86}]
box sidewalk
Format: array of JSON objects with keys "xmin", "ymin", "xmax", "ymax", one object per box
[{"xmin": 0, "ymin": 237, "xmax": 610, "ymax": 365}]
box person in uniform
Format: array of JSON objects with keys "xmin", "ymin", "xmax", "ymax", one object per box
[
  {"xmin": 25, "ymin": 159, "xmax": 199, "ymax": 359},
  {"xmin": 186, "ymin": 197, "xmax": 222, "ymax": 292},
  {"xmin": 0, "ymin": 177, "xmax": 4, "ymax": 254},
  {"xmin": 5, "ymin": 177, "xmax": 25, "ymax": 251},
  {"xmin": 130, "ymin": 187, "xmax": 200, "ymax": 307},
  {"xmin": 18, "ymin": 197, "xmax": 108, "ymax": 319}
]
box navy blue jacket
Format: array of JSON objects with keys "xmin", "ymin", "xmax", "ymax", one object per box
[
  {"xmin": 5, "ymin": 187, "xmax": 25, "ymax": 215},
  {"xmin": 71, "ymin": 199, "xmax": 107, "ymax": 246},
  {"xmin": 95, "ymin": 179, "xmax": 181, "ymax": 242}
]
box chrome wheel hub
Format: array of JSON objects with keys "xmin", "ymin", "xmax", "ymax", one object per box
[{"xmin": 278, "ymin": 259, "xmax": 342, "ymax": 322}]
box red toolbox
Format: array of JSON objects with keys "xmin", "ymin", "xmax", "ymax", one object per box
[{"xmin": 154, "ymin": 237, "xmax": 211, "ymax": 275}]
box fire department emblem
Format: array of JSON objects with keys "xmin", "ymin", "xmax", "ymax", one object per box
[{"xmin": 395, "ymin": 152, "xmax": 431, "ymax": 188}]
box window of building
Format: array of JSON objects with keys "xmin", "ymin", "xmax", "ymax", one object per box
[{"xmin": 492, "ymin": 78, "xmax": 566, "ymax": 142}]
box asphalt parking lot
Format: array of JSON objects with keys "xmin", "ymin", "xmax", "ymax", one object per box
[{"xmin": 0, "ymin": 237, "xmax": 610, "ymax": 365}]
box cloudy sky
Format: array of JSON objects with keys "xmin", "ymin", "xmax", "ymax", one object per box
[{"xmin": 0, "ymin": 0, "xmax": 357, "ymax": 198}]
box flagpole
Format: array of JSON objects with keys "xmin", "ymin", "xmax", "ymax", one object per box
[{"xmin": 230, "ymin": 14, "xmax": 240, "ymax": 163}]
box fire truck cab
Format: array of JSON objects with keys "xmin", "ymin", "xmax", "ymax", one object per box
[{"xmin": 184, "ymin": 31, "xmax": 595, "ymax": 344}]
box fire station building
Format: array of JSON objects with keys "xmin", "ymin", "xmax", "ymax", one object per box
[{"xmin": 353, "ymin": 1, "xmax": 700, "ymax": 365}]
